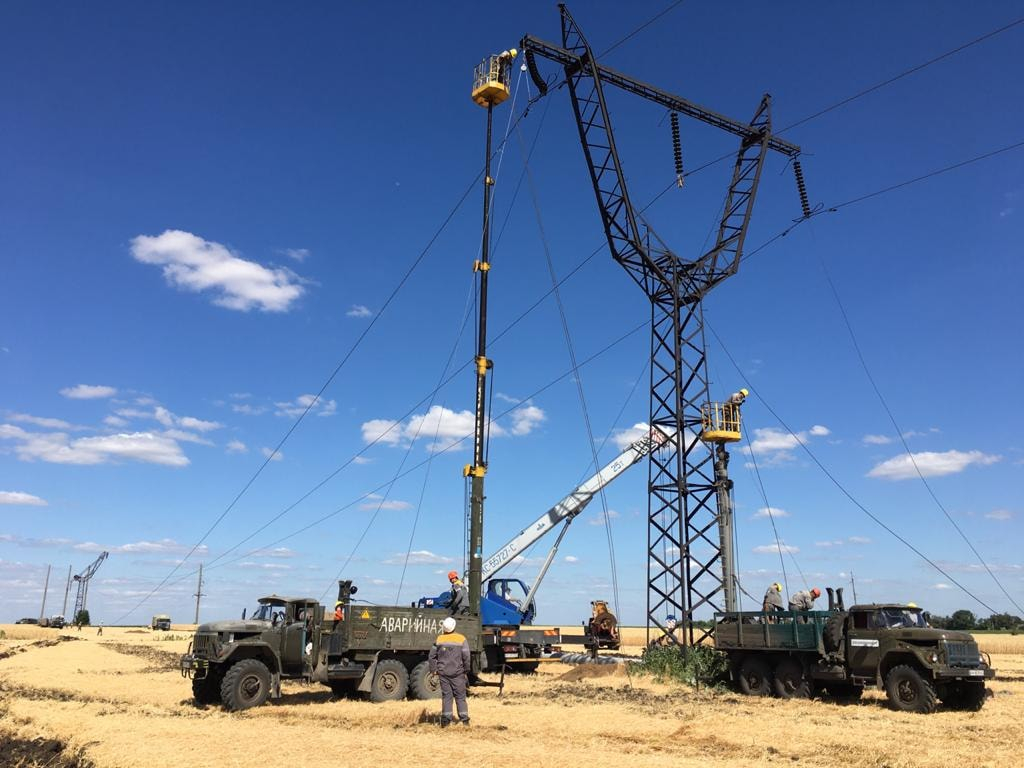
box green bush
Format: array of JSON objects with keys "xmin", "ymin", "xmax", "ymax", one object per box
[{"xmin": 637, "ymin": 644, "xmax": 729, "ymax": 689}]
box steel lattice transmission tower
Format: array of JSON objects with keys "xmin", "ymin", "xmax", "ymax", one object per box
[{"xmin": 522, "ymin": 5, "xmax": 808, "ymax": 645}]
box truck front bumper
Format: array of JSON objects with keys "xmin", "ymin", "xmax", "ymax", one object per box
[
  {"xmin": 180, "ymin": 654, "xmax": 210, "ymax": 679},
  {"xmin": 935, "ymin": 666, "xmax": 994, "ymax": 681}
]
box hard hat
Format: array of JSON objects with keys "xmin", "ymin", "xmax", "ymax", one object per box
[
  {"xmin": 810, "ymin": 587, "xmax": 821, "ymax": 598},
  {"xmin": 447, "ymin": 570, "xmax": 459, "ymax": 580},
  {"xmin": 773, "ymin": 582, "xmax": 782, "ymax": 592},
  {"xmin": 739, "ymin": 388, "xmax": 749, "ymax": 397},
  {"xmin": 442, "ymin": 617, "xmax": 457, "ymax": 633},
  {"xmin": 907, "ymin": 602, "xmax": 918, "ymax": 609},
  {"xmin": 666, "ymin": 615, "xmax": 677, "ymax": 622},
  {"xmin": 335, "ymin": 601, "xmax": 343, "ymax": 606}
]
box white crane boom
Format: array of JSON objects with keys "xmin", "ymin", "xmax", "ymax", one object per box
[{"xmin": 482, "ymin": 428, "xmax": 668, "ymax": 581}]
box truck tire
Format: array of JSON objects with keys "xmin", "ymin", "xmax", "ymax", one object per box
[
  {"xmin": 192, "ymin": 669, "xmax": 223, "ymax": 705},
  {"xmin": 220, "ymin": 658, "xmax": 272, "ymax": 711},
  {"xmin": 822, "ymin": 615, "xmax": 845, "ymax": 653},
  {"xmin": 409, "ymin": 661, "xmax": 441, "ymax": 700},
  {"xmin": 772, "ymin": 658, "xmax": 811, "ymax": 699},
  {"xmin": 737, "ymin": 656, "xmax": 773, "ymax": 697},
  {"xmin": 370, "ymin": 659, "xmax": 409, "ymax": 702},
  {"xmin": 885, "ymin": 664, "xmax": 937, "ymax": 714},
  {"xmin": 942, "ymin": 682, "xmax": 986, "ymax": 712}
]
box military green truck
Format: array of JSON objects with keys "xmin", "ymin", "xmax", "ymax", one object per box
[
  {"xmin": 714, "ymin": 593, "xmax": 994, "ymax": 713},
  {"xmin": 151, "ymin": 614, "xmax": 172, "ymax": 631},
  {"xmin": 180, "ymin": 580, "xmax": 558, "ymax": 711}
]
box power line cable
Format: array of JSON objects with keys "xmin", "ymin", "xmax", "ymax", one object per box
[
  {"xmin": 806, "ymin": 223, "xmax": 1024, "ymax": 615},
  {"xmin": 706, "ymin": 323, "xmax": 1001, "ymax": 615}
]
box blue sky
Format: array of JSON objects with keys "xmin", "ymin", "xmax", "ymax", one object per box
[{"xmin": 2, "ymin": 2, "xmax": 1021, "ymax": 626}]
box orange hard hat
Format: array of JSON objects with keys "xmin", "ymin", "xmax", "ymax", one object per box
[
  {"xmin": 811, "ymin": 587, "xmax": 821, "ymax": 598},
  {"xmin": 447, "ymin": 571, "xmax": 459, "ymax": 581}
]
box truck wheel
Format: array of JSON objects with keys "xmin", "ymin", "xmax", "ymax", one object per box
[
  {"xmin": 772, "ymin": 658, "xmax": 810, "ymax": 699},
  {"xmin": 409, "ymin": 661, "xmax": 441, "ymax": 700},
  {"xmin": 192, "ymin": 670, "xmax": 223, "ymax": 705},
  {"xmin": 370, "ymin": 659, "xmax": 409, "ymax": 703},
  {"xmin": 943, "ymin": 682, "xmax": 986, "ymax": 712},
  {"xmin": 220, "ymin": 659, "xmax": 272, "ymax": 711},
  {"xmin": 822, "ymin": 615, "xmax": 845, "ymax": 653},
  {"xmin": 737, "ymin": 657, "xmax": 773, "ymax": 697},
  {"xmin": 885, "ymin": 664, "xmax": 937, "ymax": 714}
]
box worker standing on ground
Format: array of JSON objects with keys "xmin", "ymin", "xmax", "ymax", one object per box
[
  {"xmin": 763, "ymin": 582, "xmax": 784, "ymax": 616},
  {"xmin": 447, "ymin": 571, "xmax": 470, "ymax": 615},
  {"xmin": 789, "ymin": 587, "xmax": 821, "ymax": 612},
  {"xmin": 429, "ymin": 616, "xmax": 471, "ymax": 727}
]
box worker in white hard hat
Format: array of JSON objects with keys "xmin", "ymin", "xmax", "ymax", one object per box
[{"xmin": 429, "ymin": 616, "xmax": 471, "ymax": 727}]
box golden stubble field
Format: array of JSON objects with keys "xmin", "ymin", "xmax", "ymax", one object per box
[{"xmin": 2, "ymin": 625, "xmax": 1022, "ymax": 768}]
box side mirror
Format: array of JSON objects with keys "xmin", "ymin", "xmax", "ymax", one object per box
[
  {"xmin": 349, "ymin": 585, "xmax": 358, "ymax": 595},
  {"xmin": 241, "ymin": 608, "xmax": 247, "ymax": 620}
]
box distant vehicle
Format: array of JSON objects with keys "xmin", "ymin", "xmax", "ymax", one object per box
[
  {"xmin": 152, "ymin": 614, "xmax": 172, "ymax": 631},
  {"xmin": 50, "ymin": 615, "xmax": 66, "ymax": 629},
  {"xmin": 15, "ymin": 617, "xmax": 38, "ymax": 625}
]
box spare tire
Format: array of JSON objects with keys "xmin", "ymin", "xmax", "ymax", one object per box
[{"xmin": 823, "ymin": 614, "xmax": 846, "ymax": 653}]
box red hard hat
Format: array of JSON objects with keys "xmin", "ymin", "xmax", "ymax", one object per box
[
  {"xmin": 447, "ymin": 571, "xmax": 459, "ymax": 580},
  {"xmin": 811, "ymin": 587, "xmax": 821, "ymax": 598}
]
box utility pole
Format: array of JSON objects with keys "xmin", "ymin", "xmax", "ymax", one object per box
[
  {"xmin": 39, "ymin": 564, "xmax": 51, "ymax": 622},
  {"xmin": 61, "ymin": 564, "xmax": 72, "ymax": 617},
  {"xmin": 193, "ymin": 563, "xmax": 205, "ymax": 625},
  {"xmin": 850, "ymin": 570, "xmax": 859, "ymax": 604}
]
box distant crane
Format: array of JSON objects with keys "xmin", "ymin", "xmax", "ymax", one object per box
[{"xmin": 72, "ymin": 551, "xmax": 109, "ymax": 623}]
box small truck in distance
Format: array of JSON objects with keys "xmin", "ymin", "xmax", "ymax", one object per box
[{"xmin": 714, "ymin": 592, "xmax": 994, "ymax": 713}]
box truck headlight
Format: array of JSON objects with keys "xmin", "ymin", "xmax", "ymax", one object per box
[{"xmin": 930, "ymin": 653, "xmax": 938, "ymax": 663}]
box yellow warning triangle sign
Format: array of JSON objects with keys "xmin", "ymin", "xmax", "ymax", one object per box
[{"xmin": 360, "ymin": 609, "xmax": 370, "ymax": 619}]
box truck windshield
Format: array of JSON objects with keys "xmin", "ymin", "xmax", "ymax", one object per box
[
  {"xmin": 251, "ymin": 604, "xmax": 275, "ymax": 622},
  {"xmin": 877, "ymin": 608, "xmax": 926, "ymax": 629}
]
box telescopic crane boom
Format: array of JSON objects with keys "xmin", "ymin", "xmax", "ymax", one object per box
[{"xmin": 72, "ymin": 551, "xmax": 108, "ymax": 622}]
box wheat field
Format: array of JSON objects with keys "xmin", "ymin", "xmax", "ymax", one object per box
[{"xmin": 1, "ymin": 624, "xmax": 1021, "ymax": 768}]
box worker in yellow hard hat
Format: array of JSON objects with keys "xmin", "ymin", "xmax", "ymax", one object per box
[
  {"xmin": 726, "ymin": 388, "xmax": 749, "ymax": 406},
  {"xmin": 762, "ymin": 581, "xmax": 784, "ymax": 618},
  {"xmin": 334, "ymin": 601, "xmax": 344, "ymax": 621}
]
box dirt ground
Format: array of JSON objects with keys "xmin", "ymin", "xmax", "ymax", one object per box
[{"xmin": 1, "ymin": 624, "xmax": 1021, "ymax": 768}]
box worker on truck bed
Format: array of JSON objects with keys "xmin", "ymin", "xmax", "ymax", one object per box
[
  {"xmin": 789, "ymin": 587, "xmax": 821, "ymax": 620},
  {"xmin": 447, "ymin": 571, "xmax": 469, "ymax": 615},
  {"xmin": 763, "ymin": 582, "xmax": 784, "ymax": 617},
  {"xmin": 429, "ymin": 616, "xmax": 470, "ymax": 727}
]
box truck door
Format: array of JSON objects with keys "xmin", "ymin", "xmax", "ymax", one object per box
[
  {"xmin": 282, "ymin": 604, "xmax": 306, "ymax": 674},
  {"xmin": 845, "ymin": 610, "xmax": 882, "ymax": 679}
]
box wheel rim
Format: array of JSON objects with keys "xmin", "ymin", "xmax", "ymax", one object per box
[
  {"xmin": 897, "ymin": 678, "xmax": 917, "ymax": 703},
  {"xmin": 379, "ymin": 670, "xmax": 400, "ymax": 694},
  {"xmin": 240, "ymin": 674, "xmax": 263, "ymax": 703}
]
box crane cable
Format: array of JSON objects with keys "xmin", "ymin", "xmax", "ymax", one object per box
[
  {"xmin": 706, "ymin": 323, "xmax": 1001, "ymax": 615},
  {"xmin": 806, "ymin": 222, "xmax": 1024, "ymax": 615}
]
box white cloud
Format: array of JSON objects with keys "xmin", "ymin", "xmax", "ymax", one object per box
[
  {"xmin": 359, "ymin": 494, "xmax": 412, "ymax": 512},
  {"xmin": 862, "ymin": 434, "xmax": 892, "ymax": 445},
  {"xmin": 362, "ymin": 403, "xmax": 546, "ymax": 453},
  {"xmin": 237, "ymin": 561, "xmax": 292, "ymax": 570},
  {"xmin": 753, "ymin": 543, "xmax": 800, "ymax": 555},
  {"xmin": 612, "ymin": 423, "xmax": 651, "ymax": 451},
  {"xmin": 178, "ymin": 416, "xmax": 223, "ymax": 432},
  {"xmin": 809, "ymin": 425, "xmax": 830, "ymax": 437},
  {"xmin": 130, "ymin": 230, "xmax": 305, "ymax": 312},
  {"xmin": 747, "ymin": 425, "xmax": 830, "ymax": 461},
  {"xmin": 0, "ymin": 491, "xmax": 48, "ymax": 507},
  {"xmin": 588, "ymin": 509, "xmax": 621, "ymax": 527},
  {"xmin": 261, "ymin": 447, "xmax": 283, "ymax": 461},
  {"xmin": 932, "ymin": 583, "xmax": 952, "ymax": 590},
  {"xmin": 984, "ymin": 509, "xmax": 1013, "ymax": 521},
  {"xmin": 275, "ymin": 394, "xmax": 337, "ymax": 418},
  {"xmin": 564, "ymin": 555, "xmax": 579, "ymax": 564},
  {"xmin": 9, "ymin": 413, "xmax": 76, "ymax": 430},
  {"xmin": 226, "ymin": 439, "xmax": 248, "ymax": 454},
  {"xmin": 72, "ymin": 538, "xmax": 206, "ymax": 555},
  {"xmin": 753, "ymin": 506, "xmax": 789, "ymax": 519},
  {"xmin": 351, "ymin": 456, "xmax": 372, "ymax": 465},
  {"xmin": 0, "ymin": 424, "xmax": 188, "ymax": 467},
  {"xmin": 104, "ymin": 415, "xmax": 129, "ymax": 428},
  {"xmin": 815, "ymin": 540, "xmax": 843, "ymax": 548},
  {"xmin": 346, "ymin": 305, "xmax": 373, "ymax": 318},
  {"xmin": 232, "ymin": 403, "xmax": 267, "ymax": 416},
  {"xmin": 283, "ymin": 248, "xmax": 309, "ymax": 262},
  {"xmin": 161, "ymin": 429, "xmax": 213, "ymax": 446},
  {"xmin": 60, "ymin": 384, "xmax": 117, "ymax": 400},
  {"xmin": 868, "ymin": 450, "xmax": 1000, "ymax": 480},
  {"xmin": 382, "ymin": 550, "xmax": 453, "ymax": 565},
  {"xmin": 847, "ymin": 536, "xmax": 871, "ymax": 544}
]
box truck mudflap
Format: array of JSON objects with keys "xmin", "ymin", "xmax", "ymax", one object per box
[{"xmin": 180, "ymin": 654, "xmax": 209, "ymax": 679}]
